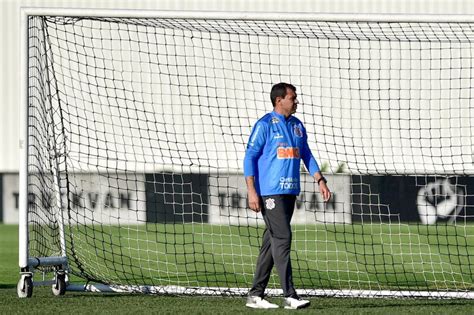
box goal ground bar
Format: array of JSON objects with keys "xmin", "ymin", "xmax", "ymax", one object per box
[{"xmin": 66, "ymin": 283, "xmax": 474, "ymax": 299}]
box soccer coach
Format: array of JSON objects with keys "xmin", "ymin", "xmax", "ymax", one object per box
[{"xmin": 243, "ymin": 82, "xmax": 331, "ymax": 309}]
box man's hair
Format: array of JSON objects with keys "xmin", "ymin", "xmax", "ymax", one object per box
[{"xmin": 270, "ymin": 82, "xmax": 296, "ymax": 107}]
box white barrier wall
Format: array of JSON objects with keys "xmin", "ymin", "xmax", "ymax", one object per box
[
  {"xmin": 23, "ymin": 13, "xmax": 474, "ymax": 183},
  {"xmin": 3, "ymin": 1, "xmax": 474, "ymax": 224},
  {"xmin": 3, "ymin": 1, "xmax": 474, "ymax": 172}
]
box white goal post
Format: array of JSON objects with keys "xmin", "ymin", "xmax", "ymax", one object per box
[{"xmin": 18, "ymin": 8, "xmax": 474, "ymax": 298}]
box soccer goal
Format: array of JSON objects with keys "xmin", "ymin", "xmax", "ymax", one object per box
[{"xmin": 18, "ymin": 8, "xmax": 474, "ymax": 298}]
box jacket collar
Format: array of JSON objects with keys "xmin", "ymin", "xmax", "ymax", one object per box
[{"xmin": 272, "ymin": 110, "xmax": 291, "ymax": 121}]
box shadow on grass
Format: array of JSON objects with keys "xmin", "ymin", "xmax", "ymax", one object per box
[{"xmin": 0, "ymin": 284, "xmax": 15, "ymax": 289}]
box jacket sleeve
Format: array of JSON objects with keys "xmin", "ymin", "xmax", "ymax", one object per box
[
  {"xmin": 243, "ymin": 121, "xmax": 267, "ymax": 177},
  {"xmin": 300, "ymin": 125, "xmax": 320, "ymax": 176}
]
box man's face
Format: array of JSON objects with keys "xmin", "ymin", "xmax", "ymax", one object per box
[{"xmin": 279, "ymin": 88, "xmax": 298, "ymax": 115}]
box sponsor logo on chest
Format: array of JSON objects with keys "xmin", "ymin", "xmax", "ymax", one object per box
[
  {"xmin": 279, "ymin": 177, "xmax": 299, "ymax": 190},
  {"xmin": 277, "ymin": 147, "xmax": 300, "ymax": 159}
]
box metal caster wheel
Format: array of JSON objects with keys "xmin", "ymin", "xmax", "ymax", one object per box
[
  {"xmin": 17, "ymin": 275, "xmax": 33, "ymax": 298},
  {"xmin": 52, "ymin": 272, "xmax": 66, "ymax": 296}
]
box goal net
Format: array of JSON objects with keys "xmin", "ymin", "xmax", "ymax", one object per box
[{"xmin": 22, "ymin": 11, "xmax": 474, "ymax": 298}]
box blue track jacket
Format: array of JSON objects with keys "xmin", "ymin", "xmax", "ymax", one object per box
[{"xmin": 243, "ymin": 111, "xmax": 320, "ymax": 196}]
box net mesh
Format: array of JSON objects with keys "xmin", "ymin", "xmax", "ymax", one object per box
[{"xmin": 26, "ymin": 15, "xmax": 474, "ymax": 296}]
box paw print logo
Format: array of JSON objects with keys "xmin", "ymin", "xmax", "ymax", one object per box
[
  {"xmin": 417, "ymin": 179, "xmax": 465, "ymax": 224},
  {"xmin": 265, "ymin": 198, "xmax": 276, "ymax": 210}
]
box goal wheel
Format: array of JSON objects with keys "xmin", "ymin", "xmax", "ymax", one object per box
[
  {"xmin": 17, "ymin": 275, "xmax": 33, "ymax": 298},
  {"xmin": 52, "ymin": 272, "xmax": 67, "ymax": 296}
]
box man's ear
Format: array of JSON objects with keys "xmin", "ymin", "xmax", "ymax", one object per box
[{"xmin": 275, "ymin": 96, "xmax": 282, "ymax": 105}]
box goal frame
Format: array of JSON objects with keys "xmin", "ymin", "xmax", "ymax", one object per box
[{"xmin": 19, "ymin": 7, "xmax": 474, "ymax": 299}]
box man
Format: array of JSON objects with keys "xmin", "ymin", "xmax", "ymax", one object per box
[{"xmin": 243, "ymin": 83, "xmax": 331, "ymax": 309}]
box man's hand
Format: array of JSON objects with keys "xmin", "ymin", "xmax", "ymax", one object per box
[
  {"xmin": 248, "ymin": 190, "xmax": 261, "ymax": 212},
  {"xmin": 245, "ymin": 176, "xmax": 261, "ymax": 212},
  {"xmin": 314, "ymin": 172, "xmax": 331, "ymax": 202},
  {"xmin": 319, "ymin": 181, "xmax": 331, "ymax": 202}
]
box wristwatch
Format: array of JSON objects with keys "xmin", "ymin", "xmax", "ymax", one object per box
[{"xmin": 317, "ymin": 176, "xmax": 327, "ymax": 185}]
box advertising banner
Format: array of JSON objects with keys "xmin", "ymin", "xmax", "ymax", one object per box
[
  {"xmin": 2, "ymin": 173, "xmax": 146, "ymax": 224},
  {"xmin": 352, "ymin": 175, "xmax": 474, "ymax": 224},
  {"xmin": 6, "ymin": 172, "xmax": 470, "ymax": 225},
  {"xmin": 145, "ymin": 173, "xmax": 209, "ymax": 223},
  {"xmin": 3, "ymin": 173, "xmax": 18, "ymax": 224},
  {"xmin": 208, "ymin": 174, "xmax": 352, "ymax": 225}
]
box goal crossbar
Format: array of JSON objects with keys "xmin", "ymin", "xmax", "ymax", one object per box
[{"xmin": 20, "ymin": 7, "xmax": 474, "ymax": 23}]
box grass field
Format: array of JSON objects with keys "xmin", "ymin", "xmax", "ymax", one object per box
[
  {"xmin": 50, "ymin": 223, "xmax": 474, "ymax": 291},
  {"xmin": 2, "ymin": 224, "xmax": 474, "ymax": 314}
]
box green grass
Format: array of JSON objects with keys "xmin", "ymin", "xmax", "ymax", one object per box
[
  {"xmin": 2, "ymin": 224, "xmax": 474, "ymax": 314},
  {"xmin": 57, "ymin": 223, "xmax": 474, "ymax": 290}
]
